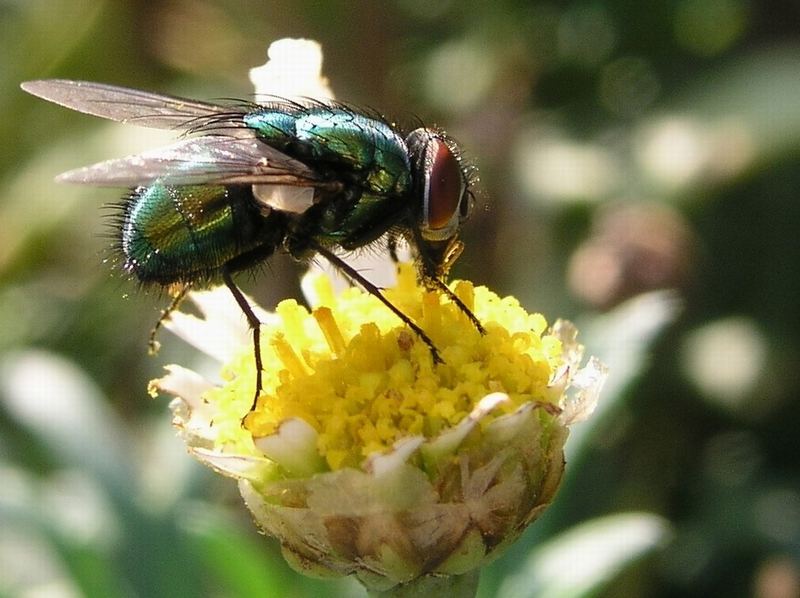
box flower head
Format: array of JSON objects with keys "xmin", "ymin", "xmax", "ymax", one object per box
[{"xmin": 152, "ymin": 263, "xmax": 606, "ymax": 592}]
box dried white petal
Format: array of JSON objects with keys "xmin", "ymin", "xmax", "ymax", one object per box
[
  {"xmin": 559, "ymin": 356, "xmax": 608, "ymax": 425},
  {"xmin": 190, "ymin": 447, "xmax": 274, "ymax": 482},
  {"xmin": 551, "ymin": 319, "xmax": 586, "ymax": 373}
]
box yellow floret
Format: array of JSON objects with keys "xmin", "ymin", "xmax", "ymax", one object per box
[{"xmin": 204, "ymin": 263, "xmax": 564, "ymax": 470}]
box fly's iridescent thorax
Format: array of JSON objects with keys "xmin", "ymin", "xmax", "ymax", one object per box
[
  {"xmin": 245, "ymin": 105, "xmax": 420, "ymax": 252},
  {"xmin": 405, "ymin": 128, "xmax": 473, "ymax": 276},
  {"xmin": 244, "ymin": 106, "xmax": 411, "ymax": 197}
]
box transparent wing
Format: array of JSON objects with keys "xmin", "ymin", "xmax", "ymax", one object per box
[
  {"xmin": 21, "ymin": 79, "xmax": 252, "ymax": 136},
  {"xmin": 56, "ymin": 136, "xmax": 324, "ymax": 188}
]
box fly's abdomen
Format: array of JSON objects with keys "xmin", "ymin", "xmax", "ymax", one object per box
[{"xmin": 121, "ymin": 184, "xmax": 283, "ymax": 284}]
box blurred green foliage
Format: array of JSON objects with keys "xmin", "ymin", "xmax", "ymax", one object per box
[{"xmin": 2, "ymin": 1, "xmax": 799, "ymax": 596}]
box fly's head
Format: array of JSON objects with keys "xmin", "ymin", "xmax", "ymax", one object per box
[{"xmin": 405, "ymin": 127, "xmax": 475, "ymax": 281}]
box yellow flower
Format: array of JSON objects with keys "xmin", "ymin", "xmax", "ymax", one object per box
[{"xmin": 152, "ymin": 263, "xmax": 606, "ymax": 594}]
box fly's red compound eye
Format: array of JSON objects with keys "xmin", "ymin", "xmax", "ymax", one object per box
[
  {"xmin": 424, "ymin": 138, "xmax": 464, "ymax": 234},
  {"xmin": 403, "ymin": 128, "xmax": 468, "ymax": 242},
  {"xmin": 406, "ymin": 127, "xmax": 471, "ymax": 242}
]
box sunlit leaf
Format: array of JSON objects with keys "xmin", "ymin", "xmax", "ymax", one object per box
[{"xmin": 498, "ymin": 513, "xmax": 671, "ymax": 598}]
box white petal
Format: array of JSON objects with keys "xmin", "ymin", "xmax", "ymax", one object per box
[
  {"xmin": 253, "ymin": 184, "xmax": 315, "ymax": 214},
  {"xmin": 163, "ymin": 287, "xmax": 276, "ymax": 363},
  {"xmin": 421, "ymin": 393, "xmax": 509, "ymax": 467},
  {"xmin": 254, "ymin": 418, "xmax": 327, "ymax": 476},
  {"xmin": 302, "ymin": 238, "xmax": 413, "ymax": 299},
  {"xmin": 249, "ymin": 38, "xmax": 334, "ymax": 101},
  {"xmin": 364, "ymin": 436, "xmax": 425, "ymax": 476},
  {"xmin": 156, "ymin": 366, "xmax": 221, "ymax": 446},
  {"xmin": 164, "ymin": 315, "xmax": 245, "ymax": 364},
  {"xmin": 484, "ymin": 401, "xmax": 539, "ymax": 445},
  {"xmin": 151, "ymin": 364, "xmax": 214, "ymax": 407},
  {"xmin": 471, "ymin": 392, "xmax": 511, "ymax": 418}
]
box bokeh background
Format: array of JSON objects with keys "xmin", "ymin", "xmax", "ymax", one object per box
[{"xmin": 2, "ymin": 1, "xmax": 799, "ymax": 596}]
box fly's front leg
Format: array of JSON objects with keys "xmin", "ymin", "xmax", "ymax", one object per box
[{"xmin": 310, "ymin": 241, "xmax": 443, "ymax": 364}]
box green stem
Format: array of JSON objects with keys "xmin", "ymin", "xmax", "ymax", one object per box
[{"xmin": 365, "ymin": 571, "xmax": 480, "ymax": 598}]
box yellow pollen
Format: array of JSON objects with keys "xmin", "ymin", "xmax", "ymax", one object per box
[
  {"xmin": 271, "ymin": 333, "xmax": 308, "ymax": 378},
  {"xmin": 205, "ymin": 263, "xmax": 565, "ymax": 471},
  {"xmin": 314, "ymin": 306, "xmax": 347, "ymax": 356}
]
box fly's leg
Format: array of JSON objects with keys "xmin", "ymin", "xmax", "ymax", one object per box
[
  {"xmin": 410, "ymin": 227, "xmax": 485, "ymax": 336},
  {"xmin": 430, "ymin": 277, "xmax": 486, "ymax": 335},
  {"xmin": 221, "ymin": 267, "xmax": 263, "ymax": 413},
  {"xmin": 311, "ymin": 242, "xmax": 443, "ymax": 364},
  {"xmin": 148, "ymin": 283, "xmax": 190, "ymax": 355}
]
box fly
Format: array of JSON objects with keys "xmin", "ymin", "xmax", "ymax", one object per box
[{"xmin": 21, "ymin": 79, "xmax": 484, "ymax": 409}]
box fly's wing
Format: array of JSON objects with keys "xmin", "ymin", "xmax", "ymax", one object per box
[
  {"xmin": 56, "ymin": 136, "xmax": 325, "ymax": 189},
  {"xmin": 22, "ymin": 80, "xmax": 332, "ymax": 212},
  {"xmin": 20, "ymin": 79, "xmax": 251, "ymax": 136}
]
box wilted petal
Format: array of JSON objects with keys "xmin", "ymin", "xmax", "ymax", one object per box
[
  {"xmin": 560, "ymin": 356, "xmax": 608, "ymax": 425},
  {"xmin": 190, "ymin": 448, "xmax": 274, "ymax": 481}
]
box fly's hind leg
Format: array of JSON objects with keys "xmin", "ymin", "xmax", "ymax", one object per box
[
  {"xmin": 149, "ymin": 283, "xmax": 191, "ymax": 355},
  {"xmin": 221, "ymin": 267, "xmax": 263, "ymax": 414}
]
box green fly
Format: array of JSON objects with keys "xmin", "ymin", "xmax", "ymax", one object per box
[{"xmin": 21, "ymin": 80, "xmax": 483, "ymax": 406}]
